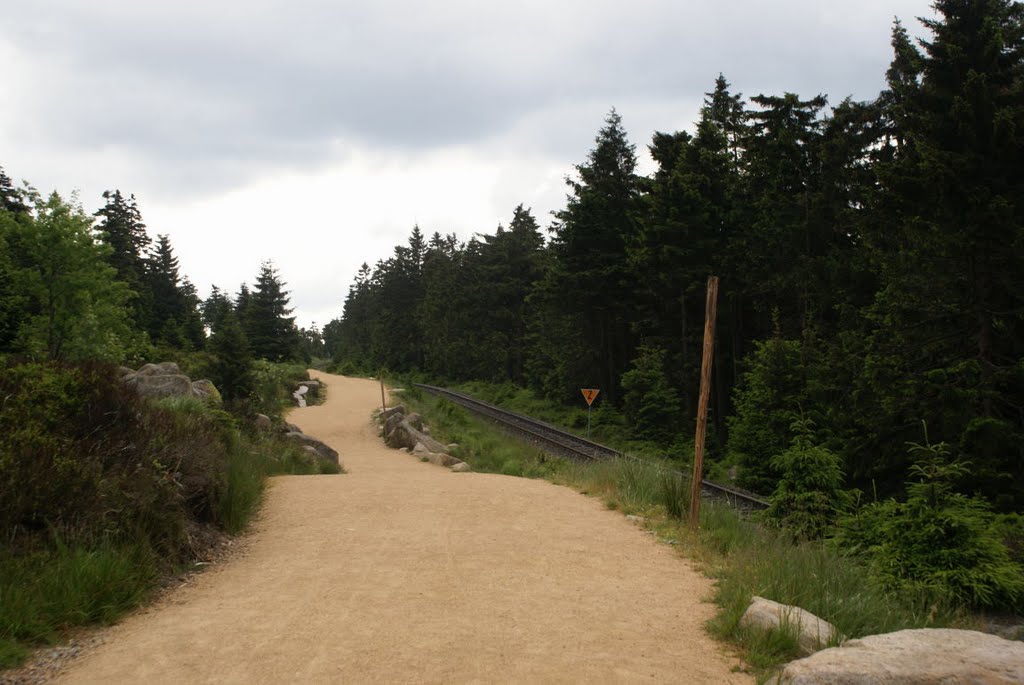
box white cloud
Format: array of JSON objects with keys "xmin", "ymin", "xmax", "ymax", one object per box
[{"xmin": 1, "ymin": 0, "xmax": 939, "ymax": 330}]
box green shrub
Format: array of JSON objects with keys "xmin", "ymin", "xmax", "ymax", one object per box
[
  {"xmin": 727, "ymin": 336, "xmax": 808, "ymax": 495},
  {"xmin": 833, "ymin": 437, "xmax": 1024, "ymax": 611},
  {"xmin": 620, "ymin": 346, "xmax": 683, "ymax": 445},
  {"xmin": 764, "ymin": 417, "xmax": 849, "ymax": 539}
]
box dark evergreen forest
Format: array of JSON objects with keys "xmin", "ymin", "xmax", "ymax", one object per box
[{"xmin": 326, "ymin": 2, "xmax": 1024, "ymax": 511}]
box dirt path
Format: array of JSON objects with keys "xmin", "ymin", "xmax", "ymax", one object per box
[{"xmin": 57, "ymin": 373, "xmax": 750, "ymax": 684}]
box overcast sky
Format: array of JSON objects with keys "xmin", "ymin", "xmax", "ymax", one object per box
[{"xmin": 1, "ymin": 1, "xmax": 937, "ymax": 329}]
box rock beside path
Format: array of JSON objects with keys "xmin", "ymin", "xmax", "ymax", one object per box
[
  {"xmin": 378, "ymin": 405, "xmax": 470, "ymax": 472},
  {"xmin": 122, "ymin": 362, "xmax": 221, "ymax": 405},
  {"xmin": 740, "ymin": 596, "xmax": 839, "ymax": 656},
  {"xmin": 284, "ymin": 431, "xmax": 341, "ymax": 466},
  {"xmin": 777, "ymin": 628, "xmax": 1024, "ymax": 685}
]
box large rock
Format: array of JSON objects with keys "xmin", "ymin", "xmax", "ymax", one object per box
[
  {"xmin": 385, "ymin": 415, "xmax": 447, "ymax": 453},
  {"xmin": 284, "ymin": 431, "xmax": 340, "ymax": 465},
  {"xmin": 297, "ymin": 380, "xmax": 320, "ymax": 398},
  {"xmin": 383, "ymin": 412, "xmax": 404, "ymax": 436},
  {"xmin": 190, "ymin": 379, "xmax": 222, "ymax": 405},
  {"xmin": 122, "ymin": 363, "xmax": 222, "ymax": 405},
  {"xmin": 380, "ymin": 405, "xmax": 406, "ymax": 421},
  {"xmin": 777, "ymin": 628, "xmax": 1024, "ymax": 685},
  {"xmin": 740, "ymin": 596, "xmax": 838, "ymax": 656},
  {"xmin": 422, "ymin": 452, "xmax": 460, "ymax": 468},
  {"xmin": 135, "ymin": 362, "xmax": 183, "ymax": 377},
  {"xmin": 124, "ymin": 372, "xmax": 193, "ymax": 400}
]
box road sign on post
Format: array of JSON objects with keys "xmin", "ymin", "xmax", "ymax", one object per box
[{"xmin": 580, "ymin": 388, "xmax": 600, "ymax": 438}]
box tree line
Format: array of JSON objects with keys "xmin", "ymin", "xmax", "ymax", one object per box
[
  {"xmin": 0, "ymin": 172, "xmax": 321, "ymax": 401},
  {"xmin": 327, "ymin": 1, "xmax": 1024, "ymax": 512}
]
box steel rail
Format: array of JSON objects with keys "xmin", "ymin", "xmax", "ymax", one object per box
[{"xmin": 412, "ymin": 383, "xmax": 768, "ymax": 511}]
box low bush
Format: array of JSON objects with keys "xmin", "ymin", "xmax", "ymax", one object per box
[
  {"xmin": 0, "ymin": 359, "xmax": 342, "ymax": 668},
  {"xmin": 833, "ymin": 443, "xmax": 1024, "ymax": 612},
  {"xmin": 249, "ymin": 360, "xmax": 313, "ymax": 418},
  {"xmin": 0, "ymin": 360, "xmax": 233, "ymax": 556}
]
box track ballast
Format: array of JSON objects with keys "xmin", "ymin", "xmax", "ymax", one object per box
[{"xmin": 412, "ymin": 383, "xmax": 768, "ymax": 512}]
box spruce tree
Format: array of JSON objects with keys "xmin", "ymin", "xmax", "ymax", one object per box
[
  {"xmin": 545, "ymin": 109, "xmax": 642, "ymax": 403},
  {"xmin": 146, "ymin": 234, "xmax": 185, "ymax": 345},
  {"xmin": 202, "ymin": 286, "xmax": 233, "ymax": 337},
  {"xmin": 208, "ymin": 309, "xmax": 253, "ymax": 403},
  {"xmin": 94, "ymin": 190, "xmax": 151, "ymax": 329},
  {"xmin": 245, "ymin": 261, "xmax": 300, "ymax": 362},
  {"xmin": 858, "ymin": 1, "xmax": 1024, "ymax": 508},
  {"xmin": 0, "ymin": 165, "xmax": 28, "ymax": 216}
]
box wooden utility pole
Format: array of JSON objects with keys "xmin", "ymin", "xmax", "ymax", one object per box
[{"xmin": 690, "ymin": 276, "xmax": 720, "ymax": 530}]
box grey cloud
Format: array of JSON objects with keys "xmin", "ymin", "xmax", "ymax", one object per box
[{"xmin": 4, "ymin": 1, "xmax": 936, "ymax": 197}]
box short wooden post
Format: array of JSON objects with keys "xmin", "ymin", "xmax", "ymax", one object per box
[
  {"xmin": 380, "ymin": 369, "xmax": 386, "ymax": 416},
  {"xmin": 690, "ymin": 276, "xmax": 719, "ymax": 530}
]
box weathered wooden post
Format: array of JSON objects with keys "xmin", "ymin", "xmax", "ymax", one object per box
[{"xmin": 690, "ymin": 276, "xmax": 719, "ymax": 530}]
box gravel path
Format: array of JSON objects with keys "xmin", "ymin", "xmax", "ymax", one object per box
[{"xmin": 51, "ymin": 372, "xmax": 750, "ymax": 684}]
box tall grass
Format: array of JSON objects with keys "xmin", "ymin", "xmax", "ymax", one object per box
[
  {"xmin": 0, "ymin": 540, "xmax": 158, "ymax": 668},
  {"xmin": 219, "ymin": 430, "xmax": 343, "ymax": 534}
]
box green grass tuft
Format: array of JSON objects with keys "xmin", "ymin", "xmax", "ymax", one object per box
[{"xmin": 0, "ymin": 540, "xmax": 159, "ymax": 667}]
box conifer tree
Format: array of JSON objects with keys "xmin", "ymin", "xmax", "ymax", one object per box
[
  {"xmin": 857, "ymin": 0, "xmax": 1024, "ymax": 507},
  {"xmin": 0, "ymin": 165, "xmax": 28, "ymax": 216},
  {"xmin": 202, "ymin": 286, "xmax": 233, "ymax": 336},
  {"xmin": 94, "ymin": 190, "xmax": 150, "ymax": 316},
  {"xmin": 543, "ymin": 109, "xmax": 642, "ymax": 402},
  {"xmin": 146, "ymin": 234, "xmax": 185, "ymax": 345},
  {"xmin": 245, "ymin": 261, "xmax": 300, "ymax": 362},
  {"xmin": 208, "ymin": 309, "xmax": 253, "ymax": 403}
]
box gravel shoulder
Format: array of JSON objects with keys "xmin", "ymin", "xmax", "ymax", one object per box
[{"xmin": 52, "ymin": 372, "xmax": 750, "ymax": 684}]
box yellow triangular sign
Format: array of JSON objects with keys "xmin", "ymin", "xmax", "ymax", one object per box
[{"xmin": 581, "ymin": 388, "xmax": 600, "ymax": 406}]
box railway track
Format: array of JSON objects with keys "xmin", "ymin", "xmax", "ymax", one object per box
[{"xmin": 412, "ymin": 383, "xmax": 768, "ymax": 511}]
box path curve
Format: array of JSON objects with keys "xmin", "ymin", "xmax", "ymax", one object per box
[{"xmin": 58, "ymin": 373, "xmax": 750, "ymax": 684}]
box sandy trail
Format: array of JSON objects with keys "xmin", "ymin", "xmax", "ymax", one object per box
[{"xmin": 58, "ymin": 372, "xmax": 750, "ymax": 684}]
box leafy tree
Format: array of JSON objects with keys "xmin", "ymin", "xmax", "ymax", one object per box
[{"xmin": 3, "ymin": 191, "xmax": 135, "ymax": 361}]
